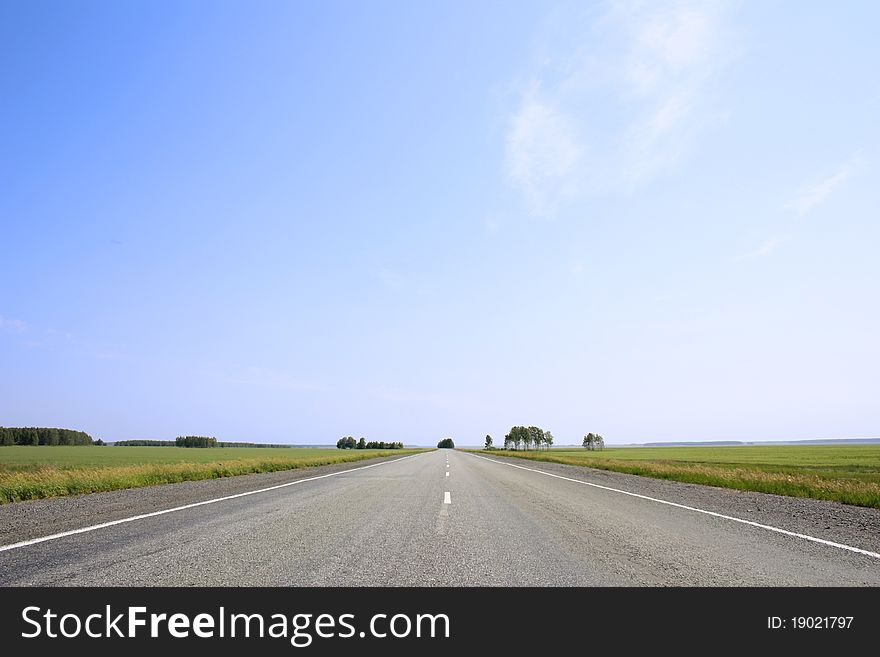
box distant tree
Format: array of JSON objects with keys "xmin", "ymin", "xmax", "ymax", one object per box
[
  {"xmin": 484, "ymin": 434, "xmax": 493, "ymax": 450},
  {"xmin": 215, "ymin": 441, "xmax": 294, "ymax": 448},
  {"xmin": 437, "ymin": 438, "xmax": 455, "ymax": 449},
  {"xmin": 582, "ymin": 433, "xmax": 603, "ymax": 450},
  {"xmin": 504, "ymin": 426, "xmax": 549, "ymax": 451},
  {"xmin": 544, "ymin": 431, "xmax": 553, "ymax": 450},
  {"xmin": 115, "ymin": 440, "xmax": 176, "ymax": 446},
  {"xmin": 176, "ymin": 436, "xmax": 217, "ymax": 448},
  {"xmin": 528, "ymin": 426, "xmax": 545, "ymax": 451},
  {"xmin": 93, "ymin": 439, "xmax": 106, "ymax": 446},
  {"xmin": 357, "ymin": 437, "xmax": 366, "ymax": 449},
  {"xmin": 0, "ymin": 427, "xmax": 94, "ymax": 446},
  {"xmin": 507, "ymin": 426, "xmax": 529, "ymax": 451}
]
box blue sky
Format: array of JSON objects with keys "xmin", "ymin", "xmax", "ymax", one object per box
[{"xmin": 2, "ymin": 1, "xmax": 878, "ymax": 446}]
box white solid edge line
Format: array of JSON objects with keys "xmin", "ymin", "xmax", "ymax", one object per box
[
  {"xmin": 469, "ymin": 454, "xmax": 880, "ymax": 560},
  {"xmin": 443, "ymin": 491, "xmax": 451, "ymax": 504},
  {"xmin": 0, "ymin": 453, "xmax": 426, "ymax": 553}
]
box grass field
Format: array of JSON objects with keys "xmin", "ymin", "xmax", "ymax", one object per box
[
  {"xmin": 0, "ymin": 446, "xmax": 425, "ymax": 504},
  {"xmin": 477, "ymin": 445, "xmax": 880, "ymax": 509}
]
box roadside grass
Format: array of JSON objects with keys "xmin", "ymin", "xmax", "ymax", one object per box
[
  {"xmin": 0, "ymin": 446, "xmax": 426, "ymax": 504},
  {"xmin": 472, "ymin": 446, "xmax": 880, "ymax": 509}
]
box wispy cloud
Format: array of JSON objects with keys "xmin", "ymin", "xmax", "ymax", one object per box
[
  {"xmin": 735, "ymin": 235, "xmax": 787, "ymax": 261},
  {"xmin": 615, "ymin": 1, "xmax": 730, "ymax": 185},
  {"xmin": 504, "ymin": 1, "xmax": 734, "ymax": 213},
  {"xmin": 787, "ymin": 156, "xmax": 862, "ymax": 216},
  {"xmin": 505, "ymin": 87, "xmax": 584, "ymax": 215},
  {"xmin": 0, "ymin": 315, "xmax": 27, "ymax": 333}
]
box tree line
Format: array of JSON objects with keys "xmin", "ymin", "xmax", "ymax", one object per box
[
  {"xmin": 502, "ymin": 426, "xmax": 554, "ymax": 450},
  {"xmin": 114, "ymin": 440, "xmax": 176, "ymax": 446},
  {"xmin": 336, "ymin": 436, "xmax": 404, "ymax": 450},
  {"xmin": 0, "ymin": 427, "xmax": 94, "ymax": 446},
  {"xmin": 437, "ymin": 438, "xmax": 455, "ymax": 448},
  {"xmin": 175, "ymin": 436, "xmax": 217, "ymax": 448},
  {"xmin": 113, "ymin": 439, "xmax": 295, "ymax": 448},
  {"xmin": 117, "ymin": 436, "xmax": 219, "ymax": 448},
  {"xmin": 482, "ymin": 428, "xmax": 605, "ymax": 450}
]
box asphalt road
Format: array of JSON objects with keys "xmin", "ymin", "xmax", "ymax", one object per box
[{"xmin": 1, "ymin": 449, "xmax": 879, "ymax": 585}]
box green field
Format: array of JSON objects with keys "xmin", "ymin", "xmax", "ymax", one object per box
[
  {"xmin": 477, "ymin": 445, "xmax": 880, "ymax": 509},
  {"xmin": 0, "ymin": 446, "xmax": 425, "ymax": 504}
]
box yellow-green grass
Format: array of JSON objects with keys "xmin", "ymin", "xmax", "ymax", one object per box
[
  {"xmin": 473, "ymin": 445, "xmax": 880, "ymax": 509},
  {"xmin": 0, "ymin": 446, "xmax": 426, "ymax": 504}
]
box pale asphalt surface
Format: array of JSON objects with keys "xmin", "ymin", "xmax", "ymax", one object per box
[{"xmin": 1, "ymin": 449, "xmax": 878, "ymax": 585}]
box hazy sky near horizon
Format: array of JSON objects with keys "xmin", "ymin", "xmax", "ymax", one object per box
[{"xmin": 2, "ymin": 1, "xmax": 878, "ymax": 446}]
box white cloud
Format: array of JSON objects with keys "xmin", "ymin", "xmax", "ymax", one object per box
[
  {"xmin": 505, "ymin": 91, "xmax": 583, "ymax": 215},
  {"xmin": 622, "ymin": 2, "xmax": 717, "ymax": 97},
  {"xmin": 787, "ymin": 157, "xmax": 861, "ymax": 216},
  {"xmin": 503, "ymin": 1, "xmax": 733, "ymax": 211},
  {"xmin": 0, "ymin": 316, "xmax": 27, "ymax": 333},
  {"xmin": 736, "ymin": 235, "xmax": 787, "ymax": 261}
]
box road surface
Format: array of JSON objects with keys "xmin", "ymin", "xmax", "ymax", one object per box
[{"xmin": 1, "ymin": 449, "xmax": 879, "ymax": 585}]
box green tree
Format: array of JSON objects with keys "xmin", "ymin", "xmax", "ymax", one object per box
[
  {"xmin": 508, "ymin": 426, "xmax": 528, "ymax": 450},
  {"xmin": 336, "ymin": 436, "xmax": 356, "ymax": 449},
  {"xmin": 357, "ymin": 437, "xmax": 366, "ymax": 449},
  {"xmin": 484, "ymin": 434, "xmax": 493, "ymax": 450},
  {"xmin": 437, "ymin": 438, "xmax": 455, "ymax": 449},
  {"xmin": 528, "ymin": 426, "xmax": 544, "ymax": 451}
]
